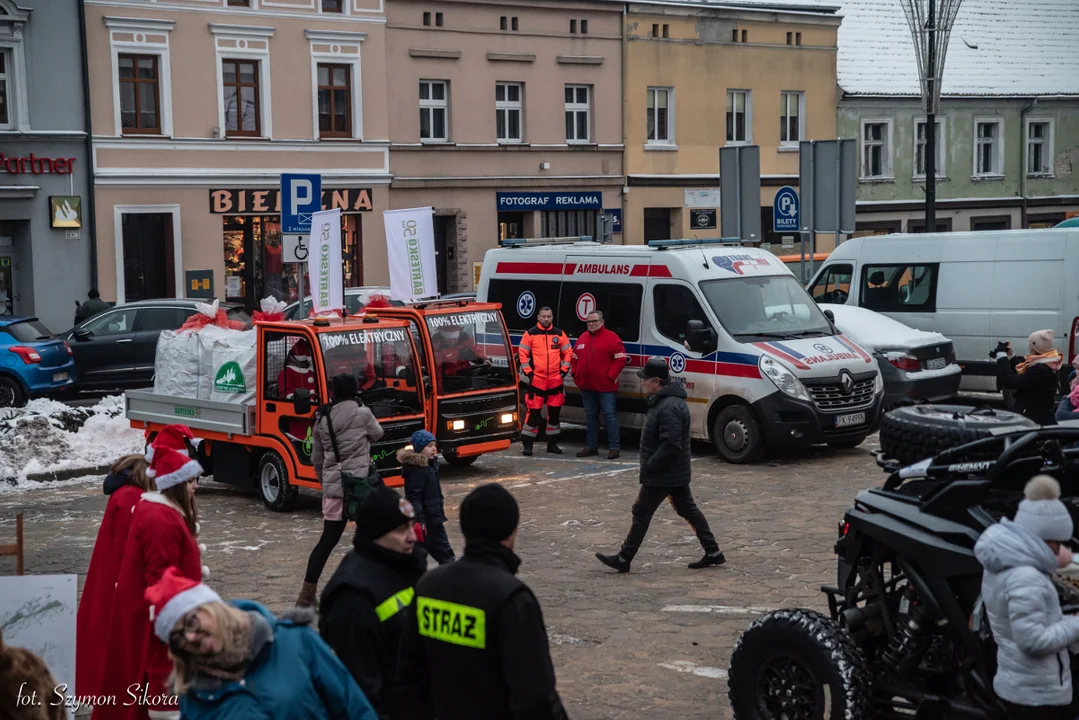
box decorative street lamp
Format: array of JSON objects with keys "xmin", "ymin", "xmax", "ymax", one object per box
[{"xmin": 900, "ymin": 0, "xmax": 963, "ymax": 232}]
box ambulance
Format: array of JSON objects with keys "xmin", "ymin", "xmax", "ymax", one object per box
[{"xmin": 476, "ymin": 238, "xmax": 884, "ymax": 463}]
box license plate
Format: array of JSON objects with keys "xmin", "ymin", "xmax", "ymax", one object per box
[
  {"xmin": 52, "ymin": 372, "xmax": 69, "ymax": 383},
  {"xmin": 926, "ymin": 357, "xmax": 947, "ymax": 371},
  {"xmin": 835, "ymin": 412, "xmax": 866, "ymax": 428}
]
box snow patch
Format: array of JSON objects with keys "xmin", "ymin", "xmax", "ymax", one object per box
[
  {"xmin": 658, "ymin": 660, "xmax": 728, "ymax": 680},
  {"xmin": 662, "ymin": 604, "xmax": 775, "ymax": 615},
  {"xmin": 819, "ymin": 304, "xmax": 950, "ymax": 353}
]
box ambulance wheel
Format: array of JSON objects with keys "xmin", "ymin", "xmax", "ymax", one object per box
[
  {"xmin": 258, "ymin": 451, "xmax": 298, "ymax": 512},
  {"xmin": 713, "ymin": 405, "xmax": 765, "ymax": 464},
  {"xmin": 444, "ymin": 451, "xmax": 479, "ymax": 467}
]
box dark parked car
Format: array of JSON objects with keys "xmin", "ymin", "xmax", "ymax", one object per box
[
  {"xmin": 65, "ymin": 299, "xmax": 249, "ymax": 391},
  {"xmin": 0, "ymin": 317, "xmax": 76, "ymax": 407}
]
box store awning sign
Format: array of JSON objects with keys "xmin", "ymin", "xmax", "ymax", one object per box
[
  {"xmin": 209, "ymin": 188, "xmax": 373, "ymax": 214},
  {"xmin": 496, "ymin": 192, "xmax": 602, "ymax": 212}
]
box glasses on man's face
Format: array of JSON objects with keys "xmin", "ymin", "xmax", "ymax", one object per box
[{"xmin": 587, "ymin": 319, "xmax": 602, "ymax": 325}]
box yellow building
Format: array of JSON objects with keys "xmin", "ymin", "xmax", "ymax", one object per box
[{"xmin": 622, "ymin": 2, "xmax": 841, "ymax": 248}]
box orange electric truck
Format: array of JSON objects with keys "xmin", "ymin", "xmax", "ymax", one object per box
[{"xmin": 126, "ymin": 305, "xmax": 520, "ymax": 511}]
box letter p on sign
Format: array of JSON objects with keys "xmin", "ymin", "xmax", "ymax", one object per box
[
  {"xmin": 281, "ymin": 173, "xmax": 322, "ymax": 234},
  {"xmin": 290, "ymin": 180, "xmax": 312, "ymax": 217}
]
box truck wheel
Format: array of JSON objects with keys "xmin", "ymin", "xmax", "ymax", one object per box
[
  {"xmin": 258, "ymin": 451, "xmax": 298, "ymax": 512},
  {"xmin": 880, "ymin": 403, "xmax": 1035, "ymax": 465},
  {"xmin": 0, "ymin": 376, "xmax": 26, "ymax": 408},
  {"xmin": 712, "ymin": 406, "xmax": 765, "ymax": 464},
  {"xmin": 728, "ymin": 609, "xmax": 871, "ymax": 720},
  {"xmin": 444, "ymin": 452, "xmax": 478, "ymax": 467}
]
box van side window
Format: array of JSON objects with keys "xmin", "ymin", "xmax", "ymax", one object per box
[
  {"xmin": 558, "ymin": 282, "xmax": 643, "ymax": 342},
  {"xmin": 809, "ymin": 264, "xmax": 853, "ymax": 304},
  {"xmin": 860, "ymin": 263, "xmax": 939, "ymax": 313},
  {"xmin": 486, "ymin": 279, "xmax": 562, "ymax": 334},
  {"xmin": 652, "ymin": 284, "xmax": 710, "ymax": 346}
]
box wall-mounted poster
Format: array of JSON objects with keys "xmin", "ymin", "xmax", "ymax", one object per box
[{"xmin": 50, "ymin": 197, "xmax": 82, "ymax": 228}]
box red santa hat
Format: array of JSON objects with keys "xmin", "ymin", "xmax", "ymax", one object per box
[
  {"xmin": 289, "ymin": 339, "xmax": 313, "ymax": 359},
  {"xmin": 146, "ymin": 424, "xmax": 201, "ymax": 463},
  {"xmin": 147, "ymin": 446, "xmax": 202, "ymax": 491},
  {"xmin": 145, "ymin": 566, "xmax": 222, "ymax": 642}
]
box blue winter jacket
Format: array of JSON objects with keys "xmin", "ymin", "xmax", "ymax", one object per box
[
  {"xmin": 178, "ymin": 601, "xmax": 378, "ymax": 720},
  {"xmin": 1056, "ymin": 396, "xmax": 1079, "ymax": 423}
]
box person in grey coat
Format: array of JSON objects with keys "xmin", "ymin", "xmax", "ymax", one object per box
[
  {"xmin": 974, "ymin": 474, "xmax": 1079, "ymax": 718},
  {"xmin": 595, "ymin": 356, "xmax": 724, "ymax": 574},
  {"xmin": 297, "ymin": 373, "xmax": 384, "ymax": 607},
  {"xmin": 74, "ymin": 288, "xmax": 109, "ymax": 324}
]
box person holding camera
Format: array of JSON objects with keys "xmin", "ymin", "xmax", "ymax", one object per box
[{"xmin": 995, "ymin": 330, "xmax": 1062, "ymax": 426}]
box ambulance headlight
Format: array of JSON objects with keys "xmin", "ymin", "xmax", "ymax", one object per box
[
  {"xmin": 874, "ymin": 368, "xmax": 885, "ymax": 395},
  {"xmin": 759, "ymin": 356, "xmax": 811, "ymax": 402}
]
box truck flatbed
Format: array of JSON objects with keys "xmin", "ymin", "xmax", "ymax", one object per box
[{"xmin": 126, "ymin": 390, "xmax": 256, "ymax": 437}]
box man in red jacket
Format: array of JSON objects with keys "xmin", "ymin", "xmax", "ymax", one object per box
[{"xmin": 571, "ymin": 310, "xmax": 628, "ymax": 459}]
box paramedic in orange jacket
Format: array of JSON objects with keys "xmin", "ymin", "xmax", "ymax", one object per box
[{"xmin": 518, "ymin": 306, "xmax": 572, "ymax": 456}]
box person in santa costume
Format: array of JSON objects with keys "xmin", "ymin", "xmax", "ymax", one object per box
[
  {"xmin": 146, "ymin": 567, "xmax": 377, "ymax": 720},
  {"xmin": 93, "ymin": 444, "xmax": 206, "ymax": 720},
  {"xmin": 277, "ymin": 338, "xmax": 318, "ymax": 400}
]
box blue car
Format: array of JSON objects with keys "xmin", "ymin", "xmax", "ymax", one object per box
[{"xmin": 0, "ymin": 317, "xmax": 77, "ymax": 408}]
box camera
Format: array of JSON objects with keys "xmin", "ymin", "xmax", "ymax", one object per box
[{"xmin": 989, "ymin": 341, "xmax": 1009, "ymax": 359}]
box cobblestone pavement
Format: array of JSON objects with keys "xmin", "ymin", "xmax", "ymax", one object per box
[{"xmin": 0, "ymin": 429, "xmax": 887, "ymax": 719}]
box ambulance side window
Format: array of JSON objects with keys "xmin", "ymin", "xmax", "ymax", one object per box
[
  {"xmin": 558, "ymin": 282, "xmax": 643, "ymax": 342},
  {"xmin": 652, "ymin": 284, "xmax": 710, "ymax": 346},
  {"xmin": 486, "ymin": 279, "xmax": 562, "ymax": 334}
]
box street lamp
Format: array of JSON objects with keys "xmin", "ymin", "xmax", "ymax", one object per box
[{"xmin": 900, "ymin": 0, "xmax": 963, "ymax": 232}]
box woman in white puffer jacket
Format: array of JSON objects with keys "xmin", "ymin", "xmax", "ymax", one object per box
[{"xmin": 974, "ymin": 475, "xmax": 1079, "ymax": 719}]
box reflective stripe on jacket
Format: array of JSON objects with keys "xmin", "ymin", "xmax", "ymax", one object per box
[{"xmin": 518, "ymin": 324, "xmax": 572, "ymax": 392}]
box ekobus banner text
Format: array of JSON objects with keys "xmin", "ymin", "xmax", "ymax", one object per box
[
  {"xmin": 384, "ymin": 207, "xmax": 439, "ymax": 303},
  {"xmin": 308, "ymin": 208, "xmax": 344, "ymax": 315}
]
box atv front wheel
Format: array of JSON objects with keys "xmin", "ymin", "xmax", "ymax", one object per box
[
  {"xmin": 880, "ymin": 403, "xmax": 1034, "ymax": 465},
  {"xmin": 728, "ymin": 609, "xmax": 871, "ymax": 720}
]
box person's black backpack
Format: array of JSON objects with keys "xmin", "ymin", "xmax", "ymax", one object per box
[{"xmin": 320, "ymin": 402, "xmax": 383, "ymax": 521}]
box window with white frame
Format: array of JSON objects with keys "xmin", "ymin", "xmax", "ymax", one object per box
[
  {"xmin": 860, "ymin": 119, "xmax": 893, "ymax": 179},
  {"xmin": 565, "ymin": 85, "xmax": 590, "ymax": 143},
  {"xmin": 1027, "ymin": 119, "xmax": 1054, "ymax": 176},
  {"xmin": 495, "ymin": 82, "xmax": 522, "ymax": 143},
  {"xmin": 780, "ymin": 91, "xmax": 803, "ymax": 145},
  {"xmin": 726, "ymin": 90, "xmax": 750, "ymax": 143},
  {"xmin": 646, "ymin": 87, "xmax": 673, "ymax": 144},
  {"xmin": 306, "ymin": 30, "xmax": 365, "ymax": 141},
  {"xmin": 106, "ymin": 16, "xmax": 176, "ymax": 138},
  {"xmin": 211, "ymin": 24, "xmax": 273, "ymax": 139},
  {"xmin": 0, "ymin": 50, "xmax": 10, "ymax": 128},
  {"xmin": 419, "ymin": 79, "xmax": 448, "ymax": 141},
  {"xmin": 974, "ymin": 119, "xmax": 1004, "ymax": 177},
  {"xmin": 914, "ymin": 118, "xmax": 944, "ymax": 179}
]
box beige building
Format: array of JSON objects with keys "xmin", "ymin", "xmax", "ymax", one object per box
[
  {"xmin": 622, "ymin": 1, "xmax": 841, "ymax": 247},
  {"xmin": 86, "ymin": 0, "xmax": 391, "ymax": 307},
  {"xmin": 381, "ymin": 0, "xmax": 624, "ymax": 292}
]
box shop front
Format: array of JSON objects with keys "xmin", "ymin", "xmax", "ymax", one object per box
[{"xmin": 496, "ymin": 191, "xmax": 609, "ymax": 242}]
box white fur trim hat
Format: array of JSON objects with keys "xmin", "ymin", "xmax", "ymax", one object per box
[
  {"xmin": 144, "ymin": 566, "xmax": 222, "ymax": 642},
  {"xmin": 1015, "ymin": 475, "xmax": 1074, "ymax": 542},
  {"xmin": 147, "ymin": 447, "xmax": 202, "ymax": 492},
  {"xmin": 146, "ymin": 424, "xmax": 200, "ymax": 464}
]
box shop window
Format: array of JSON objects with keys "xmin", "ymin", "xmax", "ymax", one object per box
[
  {"xmin": 119, "ymin": 54, "xmax": 160, "ymax": 134},
  {"xmin": 321, "ymin": 0, "xmax": 343, "ymax": 12},
  {"xmin": 0, "ymin": 50, "xmax": 10, "ymax": 128},
  {"xmin": 726, "ymin": 90, "xmax": 750, "ymax": 143},
  {"xmin": 222, "ymin": 59, "xmax": 261, "ymax": 137},
  {"xmin": 809, "ymin": 264, "xmax": 853, "ymax": 304},
  {"xmin": 970, "ymin": 215, "xmax": 1012, "ymax": 232},
  {"xmin": 485, "ymin": 279, "xmax": 561, "ymax": 334},
  {"xmin": 652, "ymin": 284, "xmax": 710, "ymax": 346},
  {"xmin": 317, "ymin": 63, "xmax": 351, "ymax": 138},
  {"xmin": 860, "ymin": 263, "xmax": 939, "ymax": 313},
  {"xmin": 565, "ymin": 85, "xmax": 590, "ymax": 143},
  {"xmin": 1028, "ymin": 213, "xmax": 1066, "ymax": 229},
  {"xmin": 419, "ymin": 79, "xmax": 448, "ymax": 142},
  {"xmin": 540, "ymin": 210, "xmax": 600, "ymax": 239},
  {"xmin": 495, "ymin": 82, "xmax": 522, "ymax": 143},
  {"xmin": 558, "ymin": 282, "xmax": 643, "ymax": 342}
]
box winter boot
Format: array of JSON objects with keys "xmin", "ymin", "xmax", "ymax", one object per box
[
  {"xmin": 595, "ymin": 552, "xmax": 631, "ymax": 573},
  {"xmin": 577, "ymin": 447, "xmax": 599, "ymax": 457},
  {"xmin": 688, "ymin": 551, "xmax": 726, "ymax": 570},
  {"xmin": 521, "ymin": 436, "xmax": 534, "ymax": 456},
  {"xmin": 608, "ymin": 449, "xmax": 620, "ymax": 460},
  {"xmin": 296, "ymin": 581, "xmax": 318, "ymax": 608},
  {"xmin": 546, "ymin": 439, "xmax": 563, "ymax": 455}
]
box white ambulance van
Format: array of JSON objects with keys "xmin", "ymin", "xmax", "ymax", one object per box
[{"xmin": 476, "ymin": 238, "xmax": 884, "ymax": 463}]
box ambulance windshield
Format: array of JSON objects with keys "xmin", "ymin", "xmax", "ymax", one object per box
[
  {"xmin": 699, "ymin": 275, "xmax": 832, "ymax": 341},
  {"xmin": 318, "ymin": 327, "xmax": 424, "ymax": 418},
  {"xmin": 425, "ymin": 310, "xmax": 516, "ymax": 393}
]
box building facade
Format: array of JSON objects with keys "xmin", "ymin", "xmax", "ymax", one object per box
[
  {"xmin": 622, "ymin": 1, "xmax": 840, "ymax": 247},
  {"xmin": 0, "ymin": 0, "xmax": 94, "ymax": 330},
  {"xmin": 85, "ymin": 0, "xmax": 391, "ymax": 310},
  {"xmin": 382, "ymin": 0, "xmax": 623, "ymax": 293}
]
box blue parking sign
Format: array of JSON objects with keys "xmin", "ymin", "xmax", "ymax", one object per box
[
  {"xmin": 281, "ymin": 173, "xmax": 322, "ymax": 234},
  {"xmin": 773, "ymin": 186, "xmax": 800, "ymax": 233}
]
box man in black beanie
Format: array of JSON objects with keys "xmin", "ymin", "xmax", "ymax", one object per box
[
  {"xmin": 400, "ymin": 483, "xmax": 568, "ymax": 720},
  {"xmin": 320, "ymin": 486, "xmax": 427, "ymax": 719}
]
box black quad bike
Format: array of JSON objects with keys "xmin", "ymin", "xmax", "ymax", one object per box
[{"xmin": 728, "ymin": 423, "xmax": 1079, "ymax": 719}]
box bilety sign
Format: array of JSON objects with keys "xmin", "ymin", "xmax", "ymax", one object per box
[
  {"xmin": 496, "ymin": 191, "xmax": 603, "ymax": 212},
  {"xmin": 384, "ymin": 207, "xmax": 438, "ymax": 303},
  {"xmin": 308, "ymin": 208, "xmax": 344, "ymax": 314},
  {"xmin": 208, "ymin": 188, "xmax": 373, "ymax": 214}
]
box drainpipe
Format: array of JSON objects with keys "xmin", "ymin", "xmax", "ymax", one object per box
[
  {"xmin": 77, "ymin": 0, "xmax": 98, "ymax": 289},
  {"xmin": 620, "ymin": 4, "xmax": 629, "ymax": 245},
  {"xmin": 1019, "ymin": 97, "xmax": 1036, "ymax": 229}
]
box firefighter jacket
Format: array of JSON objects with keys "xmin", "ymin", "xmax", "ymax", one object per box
[
  {"xmin": 518, "ymin": 324, "xmax": 572, "ymax": 393},
  {"xmin": 399, "ymin": 540, "xmax": 569, "ymax": 720},
  {"xmin": 570, "ymin": 326, "xmax": 628, "ymax": 394}
]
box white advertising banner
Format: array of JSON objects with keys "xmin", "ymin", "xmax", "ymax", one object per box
[
  {"xmin": 384, "ymin": 207, "xmax": 439, "ymax": 302},
  {"xmin": 308, "ymin": 208, "xmax": 344, "ymax": 314}
]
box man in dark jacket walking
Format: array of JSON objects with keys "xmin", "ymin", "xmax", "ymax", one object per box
[
  {"xmin": 400, "ymin": 483, "xmax": 568, "ymax": 720},
  {"xmin": 74, "ymin": 288, "xmax": 108, "ymax": 324},
  {"xmin": 595, "ymin": 356, "xmax": 725, "ymax": 573},
  {"xmin": 571, "ymin": 310, "xmax": 628, "ymax": 459},
  {"xmin": 320, "ymin": 486, "xmax": 428, "ymax": 720},
  {"xmin": 398, "ymin": 429, "xmax": 455, "ymax": 565}
]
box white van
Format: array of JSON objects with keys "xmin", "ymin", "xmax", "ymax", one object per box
[
  {"xmin": 805, "ymin": 228, "xmax": 1079, "ymax": 393},
  {"xmin": 477, "ymin": 239, "xmax": 884, "ymax": 463}
]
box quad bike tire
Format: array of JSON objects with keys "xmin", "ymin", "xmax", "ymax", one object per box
[
  {"xmin": 880, "ymin": 403, "xmax": 1036, "ymax": 466},
  {"xmin": 728, "ymin": 608, "xmax": 871, "ymax": 720}
]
